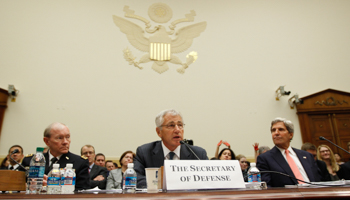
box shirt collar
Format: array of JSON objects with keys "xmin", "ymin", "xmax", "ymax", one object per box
[
  {"xmin": 48, "ymin": 150, "xmax": 62, "ymax": 161},
  {"xmin": 161, "ymin": 141, "xmax": 181, "ymax": 159},
  {"xmin": 8, "ymin": 164, "xmax": 19, "ymax": 169},
  {"xmin": 276, "ymin": 145, "xmax": 295, "ymax": 155},
  {"xmin": 89, "ymin": 163, "xmax": 95, "ymax": 169}
]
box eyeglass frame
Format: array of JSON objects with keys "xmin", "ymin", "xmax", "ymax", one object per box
[{"xmin": 159, "ymin": 123, "xmax": 185, "ymax": 129}]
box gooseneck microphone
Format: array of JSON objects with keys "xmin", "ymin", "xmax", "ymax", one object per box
[
  {"xmin": 319, "ymin": 136, "xmax": 350, "ymax": 155},
  {"xmin": 180, "ymin": 140, "xmax": 201, "ymax": 160},
  {"xmin": 9, "ymin": 149, "xmax": 28, "ymax": 172}
]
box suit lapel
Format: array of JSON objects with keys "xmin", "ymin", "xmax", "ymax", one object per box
[
  {"xmin": 152, "ymin": 142, "xmax": 165, "ymax": 166},
  {"xmin": 90, "ymin": 164, "xmax": 98, "ymax": 179},
  {"xmin": 180, "ymin": 144, "xmax": 191, "ymax": 159},
  {"xmin": 294, "ymin": 148, "xmax": 314, "ymax": 181},
  {"xmin": 271, "ymin": 147, "xmax": 297, "ymax": 184},
  {"xmin": 44, "ymin": 152, "xmax": 50, "ymax": 174}
]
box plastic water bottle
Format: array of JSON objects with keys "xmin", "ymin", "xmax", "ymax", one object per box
[
  {"xmin": 62, "ymin": 164, "xmax": 76, "ymax": 194},
  {"xmin": 123, "ymin": 163, "xmax": 137, "ymax": 193},
  {"xmin": 47, "ymin": 164, "xmax": 61, "ymax": 194},
  {"xmin": 27, "ymin": 147, "xmax": 46, "ymax": 194},
  {"xmin": 60, "ymin": 168, "xmax": 65, "ymax": 188},
  {"xmin": 248, "ymin": 163, "xmax": 261, "ymax": 182}
]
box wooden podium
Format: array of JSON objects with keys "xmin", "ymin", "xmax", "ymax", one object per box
[{"xmin": 0, "ymin": 170, "xmax": 26, "ymax": 191}]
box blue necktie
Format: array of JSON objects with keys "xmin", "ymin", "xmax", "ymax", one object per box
[{"xmin": 169, "ymin": 152, "xmax": 175, "ymax": 160}]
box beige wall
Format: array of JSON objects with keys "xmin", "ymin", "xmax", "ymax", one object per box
[{"xmin": 1, "ymin": 0, "xmax": 350, "ymax": 160}]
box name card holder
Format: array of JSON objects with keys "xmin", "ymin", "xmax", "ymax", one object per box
[{"xmin": 163, "ymin": 160, "xmax": 245, "ymax": 191}]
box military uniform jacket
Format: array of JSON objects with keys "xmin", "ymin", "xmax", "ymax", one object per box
[{"xmin": 21, "ymin": 151, "xmax": 90, "ymax": 191}]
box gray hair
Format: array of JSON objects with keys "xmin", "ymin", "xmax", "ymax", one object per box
[
  {"xmin": 270, "ymin": 117, "xmax": 294, "ymax": 133},
  {"xmin": 44, "ymin": 122, "xmax": 67, "ymax": 138},
  {"xmin": 258, "ymin": 146, "xmax": 270, "ymax": 154},
  {"xmin": 155, "ymin": 109, "xmax": 183, "ymax": 130}
]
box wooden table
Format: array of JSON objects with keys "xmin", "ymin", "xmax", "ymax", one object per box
[{"xmin": 1, "ymin": 187, "xmax": 350, "ymax": 199}]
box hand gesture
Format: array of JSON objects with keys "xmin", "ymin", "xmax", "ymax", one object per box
[
  {"xmin": 217, "ymin": 140, "xmax": 223, "ymax": 147},
  {"xmin": 223, "ymin": 141, "xmax": 230, "ymax": 147},
  {"xmin": 253, "ymin": 143, "xmax": 259, "ymax": 151}
]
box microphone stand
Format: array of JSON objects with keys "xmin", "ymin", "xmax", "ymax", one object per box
[
  {"xmin": 180, "ymin": 140, "xmax": 200, "ymax": 160},
  {"xmin": 9, "ymin": 150, "xmax": 27, "ymax": 172},
  {"xmin": 319, "ymin": 136, "xmax": 350, "ymax": 155}
]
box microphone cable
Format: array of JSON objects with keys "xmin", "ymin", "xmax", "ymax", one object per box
[{"xmin": 245, "ymin": 171, "xmax": 350, "ymax": 187}]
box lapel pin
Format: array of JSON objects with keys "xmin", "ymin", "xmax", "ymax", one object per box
[
  {"xmin": 66, "ymin": 156, "xmax": 69, "ymax": 160},
  {"xmin": 303, "ymin": 156, "xmax": 306, "ymax": 159}
]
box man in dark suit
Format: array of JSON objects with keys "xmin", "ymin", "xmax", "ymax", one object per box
[
  {"xmin": 134, "ymin": 109, "xmax": 208, "ymax": 188},
  {"xmin": 2, "ymin": 145, "xmax": 25, "ymax": 171},
  {"xmin": 301, "ymin": 142, "xmax": 331, "ymax": 181},
  {"xmin": 21, "ymin": 122, "xmax": 90, "ymax": 191},
  {"xmin": 81, "ymin": 145, "xmax": 108, "ymax": 189},
  {"xmin": 257, "ymin": 118, "xmax": 321, "ymax": 187}
]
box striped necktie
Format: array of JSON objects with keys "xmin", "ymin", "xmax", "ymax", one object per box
[{"xmin": 285, "ymin": 149, "xmax": 304, "ymax": 184}]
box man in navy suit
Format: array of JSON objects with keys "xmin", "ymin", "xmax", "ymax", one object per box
[
  {"xmin": 134, "ymin": 109, "xmax": 208, "ymax": 188},
  {"xmin": 2, "ymin": 145, "xmax": 25, "ymax": 171},
  {"xmin": 81, "ymin": 145, "xmax": 108, "ymax": 189},
  {"xmin": 257, "ymin": 118, "xmax": 321, "ymax": 187}
]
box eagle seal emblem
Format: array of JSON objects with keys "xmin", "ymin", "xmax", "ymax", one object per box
[{"xmin": 113, "ymin": 3, "xmax": 207, "ymax": 74}]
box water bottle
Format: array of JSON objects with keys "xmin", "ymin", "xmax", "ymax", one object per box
[
  {"xmin": 27, "ymin": 147, "xmax": 46, "ymax": 194},
  {"xmin": 60, "ymin": 168, "xmax": 65, "ymax": 188},
  {"xmin": 47, "ymin": 164, "xmax": 61, "ymax": 194},
  {"xmin": 123, "ymin": 163, "xmax": 137, "ymax": 193},
  {"xmin": 248, "ymin": 163, "xmax": 261, "ymax": 182},
  {"xmin": 62, "ymin": 164, "xmax": 76, "ymax": 194}
]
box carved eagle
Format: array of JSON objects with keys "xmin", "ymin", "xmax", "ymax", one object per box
[{"xmin": 112, "ymin": 15, "xmax": 207, "ymax": 54}]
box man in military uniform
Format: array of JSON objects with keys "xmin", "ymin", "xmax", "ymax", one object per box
[{"xmin": 22, "ymin": 122, "xmax": 90, "ymax": 191}]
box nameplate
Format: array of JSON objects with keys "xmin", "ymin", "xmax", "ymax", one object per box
[{"xmin": 163, "ymin": 160, "xmax": 245, "ymax": 190}]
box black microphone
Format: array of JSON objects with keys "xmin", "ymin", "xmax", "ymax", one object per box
[
  {"xmin": 11, "ymin": 149, "xmax": 19, "ymax": 154},
  {"xmin": 319, "ymin": 136, "xmax": 350, "ymax": 155},
  {"xmin": 9, "ymin": 149, "xmax": 28, "ymax": 172},
  {"xmin": 180, "ymin": 140, "xmax": 200, "ymax": 160}
]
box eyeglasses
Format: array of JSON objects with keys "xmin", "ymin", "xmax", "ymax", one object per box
[
  {"xmin": 320, "ymin": 150, "xmax": 330, "ymax": 154},
  {"xmin": 160, "ymin": 123, "xmax": 185, "ymax": 130},
  {"xmin": 82, "ymin": 151, "xmax": 95, "ymax": 155}
]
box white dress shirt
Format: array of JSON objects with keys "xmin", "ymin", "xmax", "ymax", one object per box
[
  {"xmin": 161, "ymin": 141, "xmax": 181, "ymax": 160},
  {"xmin": 48, "ymin": 151, "xmax": 62, "ymax": 166}
]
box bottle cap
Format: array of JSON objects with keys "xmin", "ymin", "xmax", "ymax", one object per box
[
  {"xmin": 53, "ymin": 163, "xmax": 60, "ymax": 169},
  {"xmin": 66, "ymin": 163, "xmax": 73, "ymax": 168},
  {"xmin": 36, "ymin": 147, "xmax": 45, "ymax": 152},
  {"xmin": 127, "ymin": 163, "xmax": 134, "ymax": 168},
  {"xmin": 250, "ymin": 162, "xmax": 256, "ymax": 167}
]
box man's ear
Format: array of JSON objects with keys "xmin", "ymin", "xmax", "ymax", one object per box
[
  {"xmin": 156, "ymin": 127, "xmax": 161, "ymax": 137},
  {"xmin": 289, "ymin": 132, "xmax": 294, "ymax": 140},
  {"xmin": 43, "ymin": 137, "xmax": 49, "ymax": 146}
]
